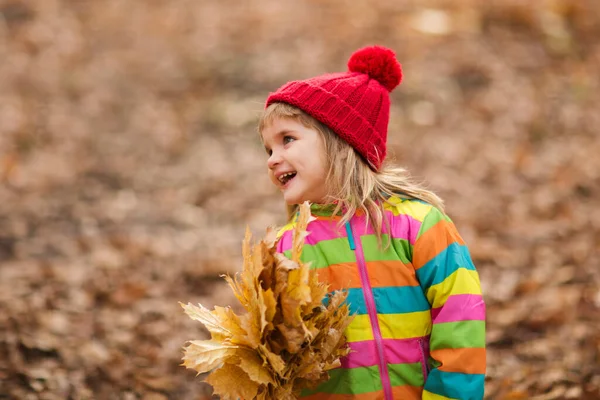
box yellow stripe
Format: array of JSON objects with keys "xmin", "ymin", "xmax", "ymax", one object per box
[
  {"xmin": 384, "ymin": 197, "xmax": 432, "ymax": 221},
  {"xmin": 422, "ymin": 389, "xmax": 455, "ymax": 400},
  {"xmin": 345, "ymin": 311, "xmax": 433, "ymax": 342},
  {"xmin": 345, "ymin": 314, "xmax": 373, "ymax": 342},
  {"xmin": 426, "ymin": 269, "xmax": 481, "ymax": 308},
  {"xmin": 379, "ymin": 311, "xmax": 432, "ymax": 339},
  {"xmin": 276, "ymin": 221, "xmax": 295, "ymax": 238}
]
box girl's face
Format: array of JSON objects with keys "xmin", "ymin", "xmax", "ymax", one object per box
[{"xmin": 262, "ymin": 117, "xmax": 329, "ymax": 205}]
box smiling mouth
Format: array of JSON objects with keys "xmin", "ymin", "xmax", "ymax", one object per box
[{"xmin": 278, "ymin": 172, "xmax": 297, "ymax": 186}]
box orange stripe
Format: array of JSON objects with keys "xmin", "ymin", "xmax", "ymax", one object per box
[
  {"xmin": 316, "ymin": 263, "xmax": 362, "ymax": 291},
  {"xmin": 413, "ymin": 220, "xmax": 465, "ymax": 270},
  {"xmin": 301, "ymin": 386, "xmax": 422, "ymax": 400},
  {"xmin": 314, "ymin": 215, "xmax": 339, "ymax": 221},
  {"xmin": 315, "ymin": 260, "xmax": 420, "ymax": 291},
  {"xmin": 431, "ymin": 347, "xmax": 486, "ymax": 374},
  {"xmin": 301, "ymin": 390, "xmax": 384, "ymax": 400},
  {"xmin": 392, "ymin": 385, "xmax": 423, "ymax": 399},
  {"xmin": 367, "ymin": 260, "xmax": 420, "ymax": 287}
]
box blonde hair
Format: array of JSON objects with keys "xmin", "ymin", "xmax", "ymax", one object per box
[{"xmin": 259, "ymin": 102, "xmax": 444, "ymax": 246}]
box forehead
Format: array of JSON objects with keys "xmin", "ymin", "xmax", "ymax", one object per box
[
  {"xmin": 262, "ymin": 115, "xmax": 299, "ymax": 129},
  {"xmin": 261, "ymin": 117, "xmax": 302, "ymax": 139}
]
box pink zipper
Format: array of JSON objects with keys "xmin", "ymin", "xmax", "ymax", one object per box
[{"xmin": 349, "ymin": 219, "xmax": 393, "ymax": 400}]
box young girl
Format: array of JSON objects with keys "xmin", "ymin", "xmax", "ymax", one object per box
[{"xmin": 259, "ymin": 46, "xmax": 485, "ymax": 400}]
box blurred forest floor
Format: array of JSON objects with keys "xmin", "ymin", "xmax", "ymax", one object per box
[{"xmin": 1, "ymin": 0, "xmax": 599, "ymax": 399}]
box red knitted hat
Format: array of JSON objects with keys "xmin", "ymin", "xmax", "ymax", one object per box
[{"xmin": 265, "ymin": 45, "xmax": 403, "ymax": 170}]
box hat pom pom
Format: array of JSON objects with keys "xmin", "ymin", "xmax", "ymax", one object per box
[{"xmin": 347, "ymin": 46, "xmax": 403, "ymax": 92}]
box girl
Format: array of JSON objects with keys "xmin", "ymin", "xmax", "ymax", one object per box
[{"xmin": 259, "ymin": 46, "xmax": 486, "ymax": 400}]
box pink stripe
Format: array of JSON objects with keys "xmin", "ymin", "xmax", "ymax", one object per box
[
  {"xmin": 354, "ymin": 214, "xmax": 422, "ymax": 245},
  {"xmin": 278, "ymin": 209, "xmax": 423, "ymax": 251},
  {"xmin": 279, "ymin": 221, "xmax": 345, "ymax": 251},
  {"xmin": 384, "ymin": 337, "xmax": 428, "ymax": 364},
  {"xmin": 431, "ymin": 294, "xmax": 486, "ymax": 323},
  {"xmin": 304, "ymin": 221, "xmax": 345, "ymax": 245},
  {"xmin": 308, "ymin": 213, "xmax": 422, "ymax": 244},
  {"xmin": 341, "ymin": 338, "xmax": 429, "ymax": 368},
  {"xmin": 341, "ymin": 340, "xmax": 378, "ymax": 368},
  {"xmin": 390, "ymin": 212, "xmax": 422, "ymax": 245},
  {"xmin": 277, "ymin": 230, "xmax": 293, "ymax": 252}
]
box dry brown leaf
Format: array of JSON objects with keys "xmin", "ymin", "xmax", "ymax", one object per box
[
  {"xmin": 181, "ymin": 340, "xmax": 241, "ymax": 373},
  {"xmin": 181, "ymin": 202, "xmax": 353, "ymax": 399},
  {"xmin": 205, "ymin": 363, "xmax": 261, "ymax": 400},
  {"xmin": 232, "ymin": 352, "xmax": 275, "ymax": 386}
]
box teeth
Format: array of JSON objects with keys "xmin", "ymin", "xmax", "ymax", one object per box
[{"xmin": 278, "ymin": 172, "xmax": 296, "ymax": 183}]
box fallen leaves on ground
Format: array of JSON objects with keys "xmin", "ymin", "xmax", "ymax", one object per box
[{"xmin": 1, "ymin": 0, "xmax": 599, "ymax": 399}]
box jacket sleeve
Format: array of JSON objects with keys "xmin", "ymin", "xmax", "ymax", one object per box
[{"xmin": 412, "ymin": 207, "xmax": 486, "ymax": 400}]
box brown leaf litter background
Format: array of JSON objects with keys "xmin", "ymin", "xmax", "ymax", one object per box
[{"xmin": 0, "ymin": 0, "xmax": 599, "ymax": 399}]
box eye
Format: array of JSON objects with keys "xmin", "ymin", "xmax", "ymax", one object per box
[
  {"xmin": 265, "ymin": 147, "xmax": 272, "ymax": 156},
  {"xmin": 283, "ymin": 135, "xmax": 295, "ymax": 145}
]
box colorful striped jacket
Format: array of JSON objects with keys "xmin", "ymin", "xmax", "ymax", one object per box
[{"xmin": 276, "ymin": 196, "xmax": 486, "ymax": 400}]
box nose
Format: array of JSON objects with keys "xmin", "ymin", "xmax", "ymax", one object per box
[{"xmin": 267, "ymin": 149, "xmax": 282, "ymax": 169}]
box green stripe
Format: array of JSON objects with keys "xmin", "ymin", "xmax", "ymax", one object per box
[
  {"xmin": 416, "ymin": 208, "xmax": 450, "ymax": 241},
  {"xmin": 430, "ymin": 320, "xmax": 486, "ymax": 349},
  {"xmin": 388, "ymin": 362, "xmax": 425, "ymax": 387},
  {"xmin": 391, "ymin": 238, "xmax": 413, "ymax": 261},
  {"xmin": 361, "ymin": 235, "xmax": 411, "ymax": 264},
  {"xmin": 287, "ymin": 235, "xmax": 413, "ymax": 267},
  {"xmin": 301, "ymin": 365, "xmax": 382, "ymax": 395},
  {"xmin": 301, "ymin": 363, "xmax": 427, "ymax": 396},
  {"xmin": 310, "ymin": 203, "xmax": 339, "ymax": 216},
  {"xmin": 283, "ymin": 238, "xmax": 356, "ymax": 269}
]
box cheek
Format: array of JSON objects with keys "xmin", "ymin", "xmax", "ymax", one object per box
[
  {"xmin": 305, "ymin": 161, "xmax": 328, "ymax": 185},
  {"xmin": 267, "ymin": 169, "xmax": 277, "ymax": 184},
  {"xmin": 317, "ymin": 154, "xmax": 329, "ymax": 179}
]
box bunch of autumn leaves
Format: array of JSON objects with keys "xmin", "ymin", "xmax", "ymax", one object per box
[{"xmin": 180, "ymin": 203, "xmax": 354, "ymax": 400}]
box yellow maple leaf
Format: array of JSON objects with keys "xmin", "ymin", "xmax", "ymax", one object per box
[
  {"xmin": 231, "ymin": 352, "xmax": 275, "ymax": 386},
  {"xmin": 181, "ymin": 202, "xmax": 354, "ymax": 399},
  {"xmin": 181, "ymin": 303, "xmax": 233, "ymax": 341},
  {"xmin": 206, "ymin": 363, "xmax": 260, "ymax": 400},
  {"xmin": 181, "ymin": 340, "xmax": 242, "ymax": 374}
]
